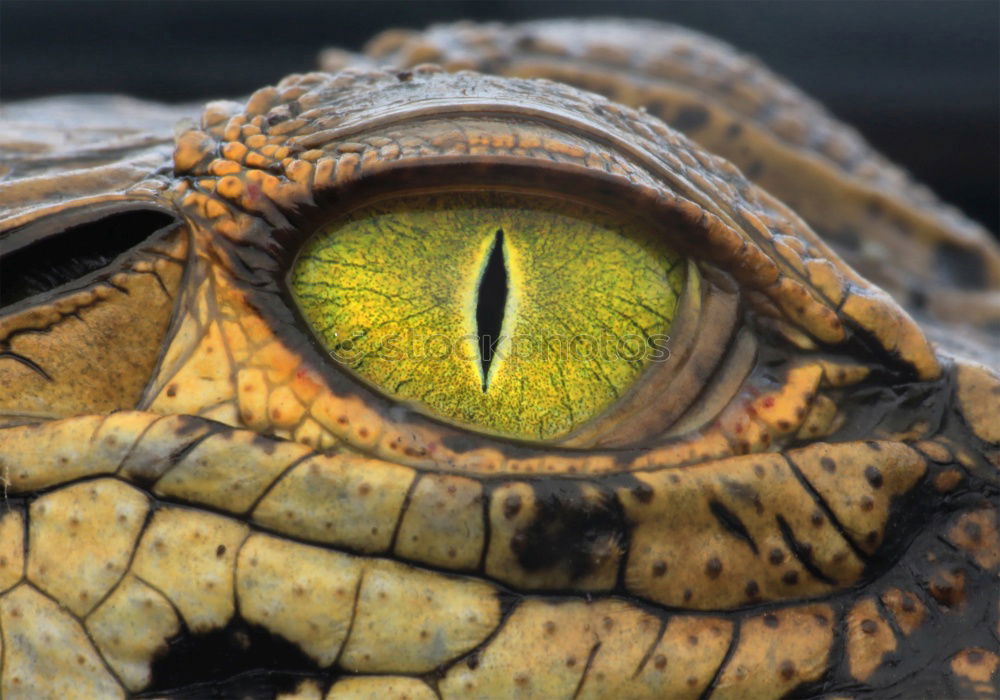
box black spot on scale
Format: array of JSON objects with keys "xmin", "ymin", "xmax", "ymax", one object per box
[
  {"xmin": 672, "ymin": 105, "xmax": 710, "ymax": 133},
  {"xmin": 146, "ymin": 617, "xmax": 320, "ymax": 697},
  {"xmin": 509, "ymin": 480, "xmax": 628, "ymax": 581}
]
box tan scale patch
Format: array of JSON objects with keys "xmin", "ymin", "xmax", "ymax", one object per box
[
  {"xmin": 949, "ymin": 648, "xmax": 1000, "ymax": 691},
  {"xmin": 570, "ymin": 605, "xmax": 666, "ymax": 699},
  {"xmin": 149, "ymin": 317, "xmax": 237, "ymax": 421},
  {"xmin": 0, "ymin": 412, "xmax": 163, "ymax": 491},
  {"xmin": 86, "ymin": 574, "xmax": 181, "ymax": 691},
  {"xmin": 116, "ymin": 414, "xmax": 217, "ymax": 484},
  {"xmin": 0, "ymin": 583, "xmax": 123, "ymax": 697},
  {"xmin": 584, "ymin": 614, "xmax": 732, "ymax": 699},
  {"xmin": 338, "ymin": 558, "xmax": 500, "ymax": 673},
  {"xmin": 955, "ymin": 362, "xmax": 1000, "ymax": 444},
  {"xmin": 846, "ymin": 597, "xmax": 897, "ymax": 682},
  {"xmin": 839, "ymin": 289, "xmax": 940, "ymax": 380},
  {"xmin": 131, "ymin": 507, "xmax": 248, "ymax": 632},
  {"xmin": 252, "ymin": 452, "xmax": 414, "ymax": 553},
  {"xmin": 1, "ymin": 415, "xmax": 113, "ymax": 490},
  {"xmin": 621, "ymin": 454, "xmax": 862, "ymax": 609},
  {"xmin": 927, "ymin": 565, "xmax": 968, "ymax": 611},
  {"xmin": 0, "ymin": 508, "xmax": 25, "ymax": 592},
  {"xmin": 326, "ymin": 676, "xmax": 436, "ymax": 700},
  {"xmin": 712, "ymin": 604, "xmax": 834, "ymax": 699},
  {"xmin": 236, "ymin": 533, "xmax": 363, "ymax": 667},
  {"xmin": 880, "ymin": 587, "xmax": 927, "ymax": 637},
  {"xmin": 945, "ymin": 507, "xmax": 1000, "ymax": 570},
  {"xmin": 394, "ymin": 473, "xmax": 485, "ymax": 570},
  {"xmin": 795, "ymin": 393, "xmax": 841, "ymax": 440},
  {"xmin": 0, "ymin": 412, "xmax": 160, "ymax": 491},
  {"xmin": 28, "ymin": 479, "xmax": 147, "ymax": 617},
  {"xmin": 153, "ymin": 429, "xmax": 312, "ymax": 513},
  {"xmin": 817, "ymin": 358, "xmax": 870, "ymax": 387},
  {"xmin": 440, "ymin": 599, "xmax": 617, "ymax": 697},
  {"xmin": 788, "ymin": 441, "xmax": 926, "ymax": 553}
]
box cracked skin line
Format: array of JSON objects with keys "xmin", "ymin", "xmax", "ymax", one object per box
[{"xmin": 291, "ymin": 192, "xmax": 686, "ymax": 440}]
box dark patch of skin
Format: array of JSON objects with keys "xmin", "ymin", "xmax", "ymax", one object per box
[
  {"xmin": 935, "ymin": 242, "xmax": 988, "ymax": 289},
  {"xmin": 251, "ymin": 434, "xmax": 279, "ymax": 456},
  {"xmin": 671, "ymin": 105, "xmax": 710, "ymax": 133},
  {"xmin": 743, "ymin": 161, "xmax": 763, "ymax": 179},
  {"xmin": 815, "ymin": 370, "xmax": 949, "ymax": 446},
  {"xmin": 507, "ymin": 479, "xmax": 628, "ymax": 581},
  {"xmin": 143, "ymin": 616, "xmax": 322, "ymax": 698},
  {"xmin": 776, "ymin": 514, "xmax": 835, "ymax": 585}
]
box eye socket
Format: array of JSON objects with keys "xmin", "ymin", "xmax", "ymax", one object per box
[
  {"xmin": 0, "ymin": 206, "xmax": 178, "ymax": 309},
  {"xmin": 290, "ymin": 191, "xmax": 686, "ymax": 441}
]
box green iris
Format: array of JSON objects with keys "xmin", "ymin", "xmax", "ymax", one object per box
[{"xmin": 291, "ymin": 192, "xmax": 685, "ymax": 440}]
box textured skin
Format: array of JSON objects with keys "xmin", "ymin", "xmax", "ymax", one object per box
[{"xmin": 0, "ymin": 19, "xmax": 998, "ymax": 699}]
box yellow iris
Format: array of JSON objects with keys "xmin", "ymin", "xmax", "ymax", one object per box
[{"xmin": 292, "ymin": 192, "xmax": 685, "ymax": 440}]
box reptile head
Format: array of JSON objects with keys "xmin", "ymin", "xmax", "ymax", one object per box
[{"xmin": 0, "ymin": 20, "xmax": 997, "ymax": 698}]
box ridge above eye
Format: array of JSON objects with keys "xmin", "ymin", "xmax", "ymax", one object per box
[{"xmin": 290, "ymin": 191, "xmax": 686, "ymax": 441}]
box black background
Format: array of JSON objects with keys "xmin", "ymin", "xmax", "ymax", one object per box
[{"xmin": 3, "ymin": 1, "xmax": 997, "ymax": 235}]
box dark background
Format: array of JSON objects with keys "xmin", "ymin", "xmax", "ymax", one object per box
[{"xmin": 3, "ymin": 1, "xmax": 997, "ymax": 234}]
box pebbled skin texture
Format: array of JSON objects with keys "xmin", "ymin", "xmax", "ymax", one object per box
[{"xmin": 0, "ymin": 19, "xmax": 998, "ymax": 699}]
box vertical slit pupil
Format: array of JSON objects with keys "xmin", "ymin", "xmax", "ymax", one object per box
[{"xmin": 476, "ymin": 229, "xmax": 508, "ymax": 390}]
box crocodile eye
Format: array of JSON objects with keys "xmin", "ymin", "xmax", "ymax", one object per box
[{"xmin": 291, "ymin": 191, "xmax": 686, "ymax": 440}]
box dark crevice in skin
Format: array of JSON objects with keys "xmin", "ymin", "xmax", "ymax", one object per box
[
  {"xmin": 476, "ymin": 228, "xmax": 508, "ymax": 391},
  {"xmin": 820, "ymin": 376, "xmax": 949, "ymax": 447},
  {"xmin": 432, "ymin": 589, "xmax": 524, "ymax": 692},
  {"xmin": 698, "ymin": 617, "xmax": 740, "ymax": 700},
  {"xmin": 784, "ymin": 601, "xmax": 847, "ymax": 700},
  {"xmin": 137, "ymin": 247, "xmax": 206, "ymax": 411},
  {"xmin": 27, "ymin": 584, "xmax": 123, "ymax": 686},
  {"xmin": 708, "ymin": 500, "xmax": 759, "ymax": 555},
  {"xmin": 632, "ymin": 616, "xmax": 668, "ymax": 677},
  {"xmin": 0, "ymin": 351, "xmax": 51, "ymax": 381},
  {"xmin": 0, "ymin": 209, "xmax": 177, "ymax": 308},
  {"xmin": 240, "ymin": 449, "xmax": 321, "ymax": 518},
  {"xmin": 127, "ymin": 425, "xmax": 225, "ymax": 490},
  {"xmin": 873, "ymin": 592, "xmax": 906, "ymax": 649},
  {"xmin": 330, "ymin": 570, "xmax": 365, "ymax": 671},
  {"xmin": 83, "ymin": 497, "xmax": 158, "ymax": 618},
  {"xmin": 388, "ymin": 472, "xmax": 422, "ymax": 552},
  {"xmin": 570, "ymin": 640, "xmax": 603, "ymax": 699},
  {"xmin": 775, "ymin": 514, "xmax": 836, "ymax": 586},
  {"xmin": 782, "ymin": 454, "xmax": 871, "ymax": 565},
  {"xmin": 478, "ymin": 480, "xmax": 493, "ymax": 572}
]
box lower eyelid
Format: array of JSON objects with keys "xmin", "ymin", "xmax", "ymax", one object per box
[{"xmin": 562, "ymin": 261, "xmax": 743, "ymax": 448}]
